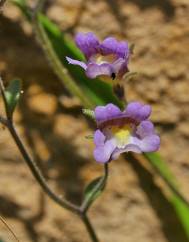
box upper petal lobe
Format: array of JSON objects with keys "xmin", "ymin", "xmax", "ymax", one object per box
[{"xmin": 75, "ymin": 32, "xmax": 99, "ymax": 59}]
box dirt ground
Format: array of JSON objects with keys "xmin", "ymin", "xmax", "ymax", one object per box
[{"xmin": 0, "ymin": 0, "xmax": 189, "ymax": 241}]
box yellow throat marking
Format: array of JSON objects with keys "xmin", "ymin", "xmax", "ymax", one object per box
[{"xmin": 111, "ymin": 125, "xmax": 131, "ymax": 148}]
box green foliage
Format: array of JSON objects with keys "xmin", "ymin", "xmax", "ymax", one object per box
[
  {"xmin": 4, "ymin": 79, "xmax": 21, "ymax": 118},
  {"xmin": 145, "ymin": 152, "xmax": 189, "ymax": 236},
  {"xmin": 145, "ymin": 152, "xmax": 178, "ymax": 188},
  {"xmin": 171, "ymin": 195, "xmax": 189, "ymax": 238},
  {"xmin": 83, "ymin": 177, "xmax": 105, "ymax": 209}
]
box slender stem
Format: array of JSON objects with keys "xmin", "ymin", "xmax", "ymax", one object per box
[
  {"xmin": 81, "ymin": 163, "xmax": 109, "ymax": 213},
  {"xmin": 0, "ymin": 77, "xmax": 80, "ymax": 214},
  {"xmin": 31, "ymin": 0, "xmax": 93, "ymax": 108},
  {"xmin": 6, "ymin": 118, "xmax": 102, "ymax": 242},
  {"xmin": 4, "ymin": 117, "xmax": 102, "ymax": 242},
  {"xmin": 0, "ymin": 77, "xmax": 12, "ymax": 121},
  {"xmin": 81, "ymin": 214, "xmax": 99, "ymax": 242},
  {"xmin": 7, "ymin": 121, "xmax": 81, "ymax": 214},
  {"xmin": 0, "ymin": 74, "xmax": 101, "ymax": 241}
]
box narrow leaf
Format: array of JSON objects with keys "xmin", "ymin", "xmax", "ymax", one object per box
[
  {"xmin": 171, "ymin": 195, "xmax": 189, "ymax": 237},
  {"xmin": 84, "ymin": 177, "xmax": 104, "ymax": 203},
  {"xmin": 144, "ymin": 152, "xmax": 178, "ymax": 190}
]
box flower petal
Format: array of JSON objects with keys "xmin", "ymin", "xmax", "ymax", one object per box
[
  {"xmin": 66, "ymin": 57, "xmax": 87, "ymax": 70},
  {"xmin": 138, "ymin": 105, "xmax": 152, "ymax": 121},
  {"xmin": 86, "ymin": 63, "xmax": 113, "ymax": 79},
  {"xmin": 112, "ymin": 144, "xmax": 142, "ymax": 160},
  {"xmin": 100, "ymin": 37, "xmax": 129, "ymax": 58},
  {"xmin": 112, "ymin": 130, "xmax": 160, "ymax": 159},
  {"xmin": 136, "ymin": 120, "xmax": 155, "ymax": 138},
  {"xmin": 94, "ymin": 130, "xmax": 105, "ymax": 146},
  {"xmin": 124, "ymin": 102, "xmax": 151, "ymax": 121},
  {"xmin": 139, "ymin": 135, "xmax": 160, "ymax": 152},
  {"xmin": 93, "ymin": 139, "xmax": 116, "ymax": 163},
  {"xmin": 94, "ymin": 103, "xmax": 121, "ymax": 123},
  {"xmin": 75, "ymin": 32, "xmax": 99, "ymax": 59},
  {"xmin": 131, "ymin": 135, "xmax": 160, "ymax": 153}
]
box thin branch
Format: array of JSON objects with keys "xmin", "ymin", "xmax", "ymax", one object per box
[
  {"xmin": 0, "ymin": 75, "xmax": 102, "ymax": 241},
  {"xmin": 0, "ymin": 76, "xmax": 11, "ymax": 120},
  {"xmin": 7, "ymin": 121, "xmax": 81, "ymax": 214},
  {"xmin": 0, "ymin": 77, "xmax": 80, "ymax": 214},
  {"xmin": 81, "ymin": 214, "xmax": 99, "ymax": 242}
]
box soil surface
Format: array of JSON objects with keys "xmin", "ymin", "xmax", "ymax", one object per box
[{"xmin": 0, "ymin": 0, "xmax": 189, "ymax": 241}]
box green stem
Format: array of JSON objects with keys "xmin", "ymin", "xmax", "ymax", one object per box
[
  {"xmin": 6, "ymin": 120, "xmax": 81, "ymax": 214},
  {"xmin": 32, "ymin": 13, "xmax": 93, "ymax": 108},
  {"xmin": 81, "ymin": 214, "xmax": 99, "ymax": 242},
  {"xmin": 11, "ymin": 0, "xmax": 93, "ymax": 108},
  {"xmin": 0, "ymin": 76, "xmax": 80, "ymax": 214}
]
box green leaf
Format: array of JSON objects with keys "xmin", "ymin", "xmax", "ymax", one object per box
[
  {"xmin": 171, "ymin": 195, "xmax": 189, "ymax": 237},
  {"xmin": 144, "ymin": 152, "xmax": 187, "ymax": 206},
  {"xmin": 145, "ymin": 152, "xmax": 189, "ymax": 236},
  {"xmin": 144, "ymin": 152, "xmax": 178, "ymax": 188},
  {"xmin": 84, "ymin": 177, "xmax": 104, "ymax": 203},
  {"xmin": 4, "ymin": 79, "xmax": 21, "ymax": 117}
]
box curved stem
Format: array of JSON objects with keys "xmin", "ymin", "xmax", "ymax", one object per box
[
  {"xmin": 0, "ymin": 78, "xmax": 79, "ymax": 214},
  {"xmin": 6, "ymin": 120, "xmax": 81, "ymax": 214},
  {"xmin": 81, "ymin": 214, "xmax": 99, "ymax": 242}
]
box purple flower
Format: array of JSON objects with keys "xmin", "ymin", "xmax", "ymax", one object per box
[
  {"xmin": 93, "ymin": 102, "xmax": 160, "ymax": 163},
  {"xmin": 66, "ymin": 32, "xmax": 130, "ymax": 80}
]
